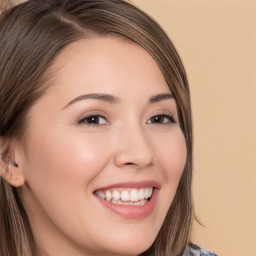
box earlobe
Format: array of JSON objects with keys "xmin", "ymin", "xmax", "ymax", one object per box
[
  {"xmin": 3, "ymin": 162, "xmax": 25, "ymax": 187},
  {"xmin": 0, "ymin": 138, "xmax": 25, "ymax": 187}
]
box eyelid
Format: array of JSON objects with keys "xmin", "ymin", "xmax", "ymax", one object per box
[
  {"xmin": 77, "ymin": 110, "xmax": 109, "ymax": 125},
  {"xmin": 78, "ymin": 115, "xmax": 108, "ymax": 125},
  {"xmin": 148, "ymin": 108, "xmax": 178, "ymax": 122},
  {"xmin": 146, "ymin": 114, "xmax": 177, "ymax": 125}
]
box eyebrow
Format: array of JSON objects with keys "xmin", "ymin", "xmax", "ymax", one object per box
[
  {"xmin": 63, "ymin": 93, "xmax": 120, "ymax": 109},
  {"xmin": 63, "ymin": 92, "xmax": 174, "ymax": 110},
  {"xmin": 149, "ymin": 93, "xmax": 174, "ymax": 103}
]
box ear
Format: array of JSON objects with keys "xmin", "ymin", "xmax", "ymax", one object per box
[{"xmin": 0, "ymin": 137, "xmax": 25, "ymax": 187}]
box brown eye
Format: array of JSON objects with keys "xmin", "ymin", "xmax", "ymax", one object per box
[
  {"xmin": 78, "ymin": 115, "xmax": 108, "ymax": 125},
  {"xmin": 147, "ymin": 114, "xmax": 176, "ymax": 124}
]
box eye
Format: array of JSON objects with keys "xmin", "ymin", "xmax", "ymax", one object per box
[
  {"xmin": 147, "ymin": 114, "xmax": 177, "ymax": 125},
  {"xmin": 78, "ymin": 115, "xmax": 108, "ymax": 125}
]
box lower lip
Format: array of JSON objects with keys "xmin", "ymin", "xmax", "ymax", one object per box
[{"xmin": 94, "ymin": 189, "xmax": 158, "ymax": 219}]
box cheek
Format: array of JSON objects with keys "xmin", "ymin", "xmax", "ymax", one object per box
[
  {"xmin": 153, "ymin": 131, "xmax": 187, "ymax": 220},
  {"xmin": 23, "ymin": 128, "xmax": 114, "ymax": 193},
  {"xmin": 154, "ymin": 131, "xmax": 187, "ymax": 182},
  {"xmin": 21, "ymin": 128, "xmax": 115, "ymax": 237}
]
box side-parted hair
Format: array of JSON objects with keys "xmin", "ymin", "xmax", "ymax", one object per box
[{"xmin": 0, "ymin": 1, "xmax": 193, "ymax": 255}]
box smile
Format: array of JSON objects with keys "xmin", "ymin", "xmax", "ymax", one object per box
[
  {"xmin": 94, "ymin": 187, "xmax": 153, "ymax": 206},
  {"xmin": 94, "ymin": 182, "xmax": 159, "ymax": 219}
]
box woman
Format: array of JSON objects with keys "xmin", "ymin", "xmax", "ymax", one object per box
[{"xmin": 0, "ymin": 0, "xmax": 218, "ymax": 255}]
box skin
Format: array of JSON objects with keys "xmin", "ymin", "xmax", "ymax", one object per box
[{"xmin": 12, "ymin": 37, "xmax": 187, "ymax": 256}]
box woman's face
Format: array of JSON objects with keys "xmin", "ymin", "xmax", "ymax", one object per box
[{"xmin": 17, "ymin": 37, "xmax": 187, "ymax": 256}]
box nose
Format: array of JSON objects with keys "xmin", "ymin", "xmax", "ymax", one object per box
[{"xmin": 113, "ymin": 126, "xmax": 153, "ymax": 170}]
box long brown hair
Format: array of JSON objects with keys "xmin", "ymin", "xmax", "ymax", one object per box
[{"xmin": 0, "ymin": 0, "xmax": 193, "ymax": 255}]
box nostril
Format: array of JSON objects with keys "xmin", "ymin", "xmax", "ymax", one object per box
[
  {"xmin": 125, "ymin": 162, "xmax": 134, "ymax": 165},
  {"xmin": 113, "ymin": 148, "xmax": 153, "ymax": 169}
]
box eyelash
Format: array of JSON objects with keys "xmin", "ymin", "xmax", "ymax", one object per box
[
  {"xmin": 77, "ymin": 114, "xmax": 177, "ymax": 126},
  {"xmin": 78, "ymin": 115, "xmax": 108, "ymax": 125},
  {"xmin": 146, "ymin": 114, "xmax": 177, "ymax": 125}
]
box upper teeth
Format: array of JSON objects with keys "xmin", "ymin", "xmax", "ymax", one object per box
[{"xmin": 95, "ymin": 188, "xmax": 153, "ymax": 202}]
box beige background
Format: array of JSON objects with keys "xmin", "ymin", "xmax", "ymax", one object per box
[
  {"xmin": 1, "ymin": 0, "xmax": 255, "ymax": 255},
  {"xmin": 134, "ymin": 1, "xmax": 256, "ymax": 256},
  {"xmin": 0, "ymin": 0, "xmax": 27, "ymax": 14}
]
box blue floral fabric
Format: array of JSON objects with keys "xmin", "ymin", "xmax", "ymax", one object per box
[{"xmin": 184, "ymin": 243, "xmax": 218, "ymax": 256}]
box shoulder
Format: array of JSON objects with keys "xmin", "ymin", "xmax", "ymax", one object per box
[{"xmin": 184, "ymin": 243, "xmax": 218, "ymax": 256}]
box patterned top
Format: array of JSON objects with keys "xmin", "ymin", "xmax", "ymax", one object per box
[{"xmin": 184, "ymin": 243, "xmax": 218, "ymax": 256}]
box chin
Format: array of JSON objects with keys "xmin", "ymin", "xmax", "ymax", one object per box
[
  {"xmin": 100, "ymin": 233, "xmax": 155, "ymax": 256},
  {"xmin": 103, "ymin": 244, "xmax": 151, "ymax": 256}
]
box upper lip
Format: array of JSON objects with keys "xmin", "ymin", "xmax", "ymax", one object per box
[{"xmin": 94, "ymin": 180, "xmax": 161, "ymax": 192}]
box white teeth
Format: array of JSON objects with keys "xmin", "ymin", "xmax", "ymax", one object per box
[
  {"xmin": 149, "ymin": 187, "xmax": 153, "ymax": 197},
  {"xmin": 95, "ymin": 187, "xmax": 154, "ymax": 204},
  {"xmin": 130, "ymin": 189, "xmax": 139, "ymax": 201},
  {"xmin": 112, "ymin": 190, "xmax": 121, "ymax": 201},
  {"xmin": 144, "ymin": 188, "xmax": 150, "ymax": 199},
  {"xmin": 95, "ymin": 191, "xmax": 105, "ymax": 200},
  {"xmin": 110, "ymin": 200, "xmax": 147, "ymax": 206},
  {"xmin": 138, "ymin": 188, "xmax": 144, "ymax": 200},
  {"xmin": 121, "ymin": 191, "xmax": 130, "ymax": 201},
  {"xmin": 106, "ymin": 190, "xmax": 112, "ymax": 201},
  {"xmin": 145, "ymin": 188, "xmax": 153, "ymax": 199}
]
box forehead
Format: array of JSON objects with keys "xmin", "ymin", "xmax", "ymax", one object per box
[{"xmin": 44, "ymin": 36, "xmax": 171, "ymax": 100}]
